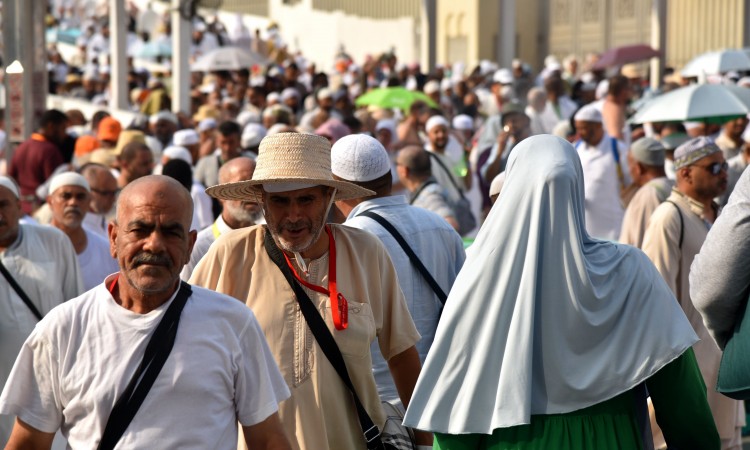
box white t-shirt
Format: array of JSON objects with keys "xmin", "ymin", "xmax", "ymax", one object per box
[
  {"xmin": 0, "ymin": 282, "xmax": 290, "ymax": 449},
  {"xmin": 78, "ymin": 227, "xmax": 119, "ymax": 291},
  {"xmin": 190, "ymin": 181, "xmax": 214, "ymax": 232}
]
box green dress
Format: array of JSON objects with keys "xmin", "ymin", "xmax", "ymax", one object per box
[{"xmin": 434, "ymin": 349, "xmax": 719, "ymax": 450}]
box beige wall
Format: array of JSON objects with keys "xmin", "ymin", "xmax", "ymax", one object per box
[
  {"xmin": 437, "ymin": 0, "xmax": 542, "ymax": 72},
  {"xmin": 667, "ymin": 0, "xmax": 746, "ymax": 70}
]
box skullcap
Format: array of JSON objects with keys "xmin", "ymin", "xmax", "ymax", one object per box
[
  {"xmin": 0, "ymin": 176, "xmax": 19, "ymax": 199},
  {"xmin": 452, "ymin": 114, "xmax": 474, "ymax": 131},
  {"xmin": 241, "ymin": 123, "xmax": 268, "ymax": 149},
  {"xmin": 331, "ymin": 134, "xmax": 391, "ymax": 182},
  {"xmin": 673, "ymin": 137, "xmax": 721, "ymax": 169},
  {"xmin": 280, "ymin": 87, "xmax": 300, "ymax": 101},
  {"xmin": 574, "ymin": 104, "xmax": 603, "ymax": 123},
  {"xmin": 172, "ymin": 129, "xmax": 199, "ymax": 146},
  {"xmin": 493, "ymin": 68, "xmax": 514, "ymax": 85},
  {"xmin": 49, "ymin": 172, "xmax": 90, "ymax": 195},
  {"xmin": 423, "ymin": 80, "xmax": 440, "ymax": 95},
  {"xmin": 660, "ymin": 133, "xmax": 690, "ymax": 150},
  {"xmin": 197, "ymin": 118, "xmax": 217, "ymax": 133},
  {"xmin": 489, "ymin": 172, "xmax": 506, "ymax": 198},
  {"xmin": 163, "ymin": 146, "xmax": 193, "ymax": 165},
  {"xmin": 149, "ymin": 111, "xmax": 178, "ymax": 126},
  {"xmin": 629, "ymin": 137, "xmax": 665, "ymax": 167},
  {"xmin": 425, "ymin": 115, "xmax": 450, "ymax": 133}
]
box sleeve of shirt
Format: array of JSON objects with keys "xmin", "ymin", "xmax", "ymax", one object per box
[
  {"xmin": 642, "ymin": 203, "xmax": 682, "ymax": 296},
  {"xmin": 371, "ymin": 241, "xmax": 421, "ymax": 361},
  {"xmin": 0, "ymin": 330, "xmax": 63, "ymax": 434},
  {"xmin": 690, "ymin": 169, "xmax": 750, "ymax": 349},
  {"xmin": 234, "ymin": 310, "xmax": 290, "ymax": 427}
]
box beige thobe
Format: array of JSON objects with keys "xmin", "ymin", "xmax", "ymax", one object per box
[
  {"xmin": 643, "ymin": 190, "xmax": 744, "ymax": 445},
  {"xmin": 619, "ymin": 177, "xmax": 673, "ymax": 248},
  {"xmin": 190, "ymin": 224, "xmax": 420, "ymax": 450}
]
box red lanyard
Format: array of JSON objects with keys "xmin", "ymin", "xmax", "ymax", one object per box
[
  {"xmin": 282, "ymin": 225, "xmax": 348, "ymax": 330},
  {"xmin": 108, "ymin": 273, "xmax": 119, "ymax": 294}
]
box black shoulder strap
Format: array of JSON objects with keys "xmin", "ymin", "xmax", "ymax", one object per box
[
  {"xmin": 665, "ymin": 200, "xmax": 684, "ymax": 249},
  {"xmin": 97, "ymin": 281, "xmax": 193, "ymax": 450},
  {"xmin": 262, "ymin": 228, "xmax": 383, "ymax": 450},
  {"xmin": 427, "ymin": 152, "xmax": 466, "ymax": 199},
  {"xmin": 0, "ymin": 259, "xmax": 43, "ymax": 321},
  {"xmin": 408, "ymin": 179, "xmax": 436, "ymax": 205},
  {"xmin": 358, "ymin": 210, "xmax": 447, "ymax": 305}
]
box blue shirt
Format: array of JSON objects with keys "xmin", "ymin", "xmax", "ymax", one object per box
[{"xmin": 345, "ymin": 195, "xmax": 465, "ymax": 405}]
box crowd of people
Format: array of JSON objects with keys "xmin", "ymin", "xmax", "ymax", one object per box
[{"xmin": 0, "ymin": 2, "xmax": 750, "ymax": 450}]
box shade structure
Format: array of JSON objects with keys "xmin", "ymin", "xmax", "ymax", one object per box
[
  {"xmin": 681, "ymin": 50, "xmax": 750, "ymax": 77},
  {"xmin": 191, "ymin": 46, "xmax": 268, "ymax": 72},
  {"xmin": 354, "ymin": 86, "xmax": 438, "ymax": 111},
  {"xmin": 590, "ymin": 44, "xmax": 660, "ymax": 70},
  {"xmin": 630, "ymin": 83, "xmax": 750, "ymax": 125}
]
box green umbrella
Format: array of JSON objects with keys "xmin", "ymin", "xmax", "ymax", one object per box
[{"xmin": 355, "ymin": 86, "xmax": 439, "ymax": 111}]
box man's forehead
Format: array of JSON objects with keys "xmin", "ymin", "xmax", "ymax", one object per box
[{"xmin": 53, "ymin": 185, "xmax": 89, "ymax": 195}]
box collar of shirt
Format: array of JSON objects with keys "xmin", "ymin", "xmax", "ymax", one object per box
[
  {"xmin": 672, "ymin": 188, "xmax": 719, "ymax": 221},
  {"xmin": 347, "ymin": 195, "xmax": 408, "ymax": 221}
]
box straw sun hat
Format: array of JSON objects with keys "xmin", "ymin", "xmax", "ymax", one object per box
[{"xmin": 206, "ymin": 133, "xmax": 375, "ymax": 202}]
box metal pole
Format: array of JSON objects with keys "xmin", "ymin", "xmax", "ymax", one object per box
[
  {"xmin": 172, "ymin": 0, "xmax": 191, "ymax": 115},
  {"xmin": 498, "ymin": 0, "xmax": 517, "ymax": 67},
  {"xmin": 650, "ymin": 0, "xmax": 667, "ymax": 91},
  {"xmin": 110, "ymin": 0, "xmax": 129, "ymax": 110},
  {"xmin": 421, "ymin": 0, "xmax": 437, "ymax": 73}
]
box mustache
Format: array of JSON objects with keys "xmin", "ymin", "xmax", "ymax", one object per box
[
  {"xmin": 281, "ymin": 220, "xmax": 312, "ymax": 232},
  {"xmin": 133, "ymin": 252, "xmax": 172, "ymax": 268},
  {"xmin": 64, "ymin": 206, "xmax": 83, "ymax": 216}
]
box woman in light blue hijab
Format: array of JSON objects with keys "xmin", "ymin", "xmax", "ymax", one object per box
[{"xmin": 403, "ymin": 135, "xmax": 718, "ymax": 449}]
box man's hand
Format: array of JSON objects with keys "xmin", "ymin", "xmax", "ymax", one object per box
[
  {"xmin": 242, "ymin": 412, "xmax": 292, "ymax": 450},
  {"xmin": 388, "ymin": 346, "xmax": 433, "ymax": 446}
]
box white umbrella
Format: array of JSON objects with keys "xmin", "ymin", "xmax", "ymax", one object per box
[
  {"xmin": 681, "ymin": 50, "xmax": 750, "ymax": 77},
  {"xmin": 630, "ymin": 83, "xmax": 750, "ymax": 124},
  {"xmin": 191, "ymin": 46, "xmax": 268, "ymax": 72}
]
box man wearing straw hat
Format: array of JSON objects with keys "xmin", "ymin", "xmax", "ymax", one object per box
[{"xmin": 191, "ymin": 133, "xmax": 429, "ymax": 449}]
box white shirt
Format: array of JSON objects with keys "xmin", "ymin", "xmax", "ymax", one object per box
[
  {"xmin": 576, "ymin": 135, "xmax": 631, "ymax": 241},
  {"xmin": 0, "ymin": 282, "xmax": 290, "ymax": 449},
  {"xmin": 77, "ymin": 227, "xmax": 119, "ymax": 291},
  {"xmin": 180, "ymin": 215, "xmax": 232, "ymax": 282},
  {"xmin": 345, "ymin": 196, "xmax": 465, "ymax": 405},
  {"xmin": 190, "ymin": 181, "xmax": 214, "ymax": 232},
  {"xmin": 0, "ymin": 224, "xmax": 83, "ymax": 443},
  {"xmin": 82, "ymin": 212, "xmax": 110, "ymax": 237}
]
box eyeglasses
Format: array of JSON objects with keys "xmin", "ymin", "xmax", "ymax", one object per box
[
  {"xmin": 693, "ymin": 161, "xmax": 729, "ymax": 175},
  {"xmin": 91, "ymin": 188, "xmax": 120, "ymax": 197}
]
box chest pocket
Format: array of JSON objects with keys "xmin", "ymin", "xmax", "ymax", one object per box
[{"xmin": 328, "ymin": 300, "xmax": 375, "ymax": 359}]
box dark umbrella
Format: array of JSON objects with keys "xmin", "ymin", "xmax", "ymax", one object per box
[{"xmin": 591, "ymin": 44, "xmax": 660, "ymax": 70}]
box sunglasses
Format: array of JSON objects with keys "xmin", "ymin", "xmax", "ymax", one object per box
[
  {"xmin": 91, "ymin": 188, "xmax": 120, "ymax": 197},
  {"xmin": 693, "ymin": 161, "xmax": 728, "ymax": 175}
]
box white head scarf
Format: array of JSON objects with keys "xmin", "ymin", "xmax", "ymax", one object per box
[{"xmin": 403, "ymin": 134, "xmax": 697, "ymax": 434}]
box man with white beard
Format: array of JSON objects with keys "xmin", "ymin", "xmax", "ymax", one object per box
[{"xmin": 180, "ymin": 157, "xmax": 262, "ymax": 280}]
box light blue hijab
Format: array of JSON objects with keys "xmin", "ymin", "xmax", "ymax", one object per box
[{"xmin": 403, "ymin": 135, "xmax": 697, "ymax": 434}]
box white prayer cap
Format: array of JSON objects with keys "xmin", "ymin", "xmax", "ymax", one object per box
[
  {"xmin": 149, "ymin": 111, "xmax": 178, "ymax": 126},
  {"xmin": 574, "ymin": 104, "xmax": 602, "ymax": 123},
  {"xmin": 595, "ymin": 80, "xmax": 609, "ymax": 100},
  {"xmin": 440, "ymin": 78, "xmax": 453, "ymax": 92},
  {"xmin": 267, "ymin": 123, "xmax": 289, "ymax": 135},
  {"xmin": 280, "ymin": 87, "xmax": 300, "ymax": 101},
  {"xmin": 197, "ymin": 118, "xmax": 217, "ymax": 133},
  {"xmin": 425, "ymin": 115, "xmax": 450, "ymax": 133},
  {"xmin": 489, "ymin": 172, "xmax": 506, "ymax": 198},
  {"xmin": 493, "ymin": 68, "xmax": 513, "ymax": 85},
  {"xmin": 266, "ymin": 92, "xmax": 280, "ymax": 104},
  {"xmin": 452, "ymin": 114, "xmax": 474, "ymax": 131},
  {"xmin": 630, "ymin": 137, "xmax": 665, "ymax": 167},
  {"xmin": 580, "ymin": 72, "xmax": 596, "ymax": 84},
  {"xmin": 331, "ymin": 134, "xmax": 390, "ymax": 182},
  {"xmin": 423, "ymin": 80, "xmax": 440, "ymax": 95},
  {"xmin": 241, "ymin": 123, "xmax": 268, "ymax": 149},
  {"xmin": 172, "ymin": 129, "xmax": 199, "ymax": 146},
  {"xmin": 317, "ymin": 87, "xmax": 333, "ymax": 100},
  {"xmin": 544, "ymin": 54, "xmax": 560, "ymax": 68},
  {"xmin": 683, "ymin": 121, "xmax": 703, "ymax": 131},
  {"xmin": 236, "ymin": 110, "xmax": 261, "ymax": 128},
  {"xmin": 49, "ymin": 172, "xmax": 90, "ymax": 195},
  {"xmin": 0, "ymin": 176, "xmax": 19, "ymax": 199},
  {"xmin": 163, "ymin": 146, "xmax": 193, "ymax": 165}
]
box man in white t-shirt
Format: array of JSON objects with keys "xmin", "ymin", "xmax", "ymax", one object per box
[
  {"xmin": 0, "ymin": 175, "xmax": 291, "ymax": 450},
  {"xmin": 47, "ymin": 172, "xmax": 119, "ymax": 291}
]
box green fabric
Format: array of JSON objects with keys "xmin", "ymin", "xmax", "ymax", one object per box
[
  {"xmin": 434, "ymin": 349, "xmax": 719, "ymax": 450},
  {"xmin": 647, "ymin": 348, "xmax": 719, "ymax": 450}
]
